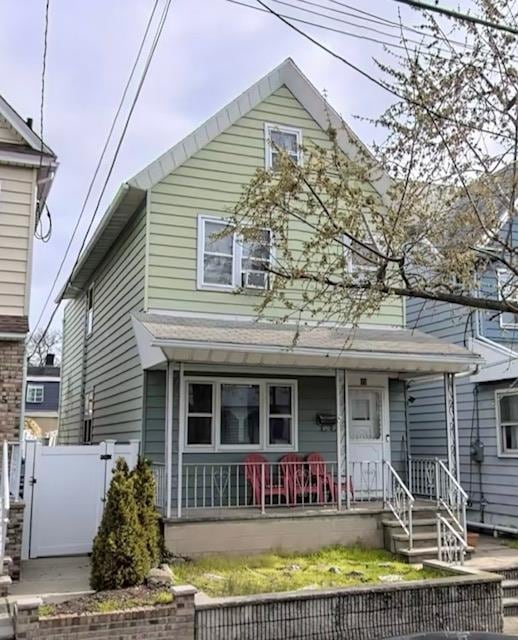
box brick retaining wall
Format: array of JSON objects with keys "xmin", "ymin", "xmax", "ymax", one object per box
[
  {"xmin": 0, "ymin": 339, "xmax": 25, "ymax": 441},
  {"xmin": 13, "ymin": 586, "xmax": 197, "ymax": 640},
  {"xmin": 195, "ymin": 573, "xmax": 503, "ymax": 640},
  {"xmin": 7, "ymin": 502, "xmax": 24, "ymax": 580}
]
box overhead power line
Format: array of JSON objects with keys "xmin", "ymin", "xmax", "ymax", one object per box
[
  {"xmin": 30, "ymin": 0, "xmax": 163, "ymax": 341},
  {"xmin": 30, "ymin": 0, "xmax": 173, "ymax": 355},
  {"xmin": 243, "ymin": 0, "xmax": 513, "ymax": 141},
  {"xmin": 393, "ymin": 0, "xmax": 518, "ymax": 36}
]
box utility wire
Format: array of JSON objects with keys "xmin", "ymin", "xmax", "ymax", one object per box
[
  {"xmin": 242, "ymin": 0, "xmax": 514, "ymax": 141},
  {"xmin": 393, "ymin": 0, "xmax": 518, "ymax": 35},
  {"xmin": 289, "ymin": 0, "xmax": 473, "ymax": 49},
  {"xmin": 30, "ymin": 0, "xmax": 172, "ymax": 353},
  {"xmin": 226, "ymin": 0, "xmax": 454, "ymax": 56},
  {"xmin": 34, "ymin": 0, "xmax": 51, "ymax": 240},
  {"xmin": 30, "ymin": 0, "xmax": 163, "ymax": 342}
]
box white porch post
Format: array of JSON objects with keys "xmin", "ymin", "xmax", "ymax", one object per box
[
  {"xmin": 165, "ymin": 361, "xmax": 174, "ymax": 519},
  {"xmin": 444, "ymin": 372, "xmax": 460, "ymax": 482},
  {"xmin": 335, "ymin": 369, "xmax": 350, "ymax": 510}
]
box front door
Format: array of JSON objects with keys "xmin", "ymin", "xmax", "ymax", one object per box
[{"xmin": 348, "ymin": 386, "xmax": 390, "ymax": 498}]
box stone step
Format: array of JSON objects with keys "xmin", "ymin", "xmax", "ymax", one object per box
[
  {"xmin": 504, "ymin": 597, "xmax": 518, "ymax": 617},
  {"xmin": 503, "ymin": 579, "xmax": 518, "ymax": 598},
  {"xmin": 397, "ymin": 546, "xmax": 474, "ymax": 564},
  {"xmin": 382, "ymin": 518, "xmax": 437, "ymax": 529},
  {"xmin": 391, "ymin": 532, "xmax": 438, "ymax": 552}
]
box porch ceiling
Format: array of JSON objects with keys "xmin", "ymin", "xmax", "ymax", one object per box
[{"xmin": 132, "ymin": 313, "xmax": 481, "ymax": 375}]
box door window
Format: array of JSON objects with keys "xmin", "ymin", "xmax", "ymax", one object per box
[{"xmin": 350, "ymin": 389, "xmax": 382, "ymax": 440}]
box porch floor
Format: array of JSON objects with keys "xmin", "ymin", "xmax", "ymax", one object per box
[{"xmin": 167, "ymin": 499, "xmax": 437, "ymax": 522}]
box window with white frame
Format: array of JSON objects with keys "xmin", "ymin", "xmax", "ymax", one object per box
[
  {"xmin": 184, "ymin": 378, "xmax": 297, "ymax": 451},
  {"xmin": 26, "ymin": 384, "xmax": 44, "ymax": 404},
  {"xmin": 350, "ymin": 389, "xmax": 382, "ymax": 441},
  {"xmin": 496, "ymin": 390, "xmax": 518, "ymax": 455},
  {"xmin": 82, "ymin": 389, "xmax": 94, "ymax": 443},
  {"xmin": 86, "ymin": 285, "xmax": 94, "ymax": 336},
  {"xmin": 265, "ymin": 124, "xmax": 302, "ymax": 171},
  {"xmin": 198, "ymin": 216, "xmax": 272, "ymax": 291},
  {"xmin": 498, "ymin": 268, "xmax": 518, "ymax": 327},
  {"xmin": 345, "ymin": 234, "xmax": 381, "ymax": 274}
]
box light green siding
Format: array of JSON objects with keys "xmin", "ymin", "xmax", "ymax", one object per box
[
  {"xmin": 58, "ymin": 297, "xmax": 86, "ymax": 443},
  {"xmin": 147, "ymin": 86, "xmax": 404, "ymax": 326},
  {"xmin": 59, "ymin": 206, "xmax": 147, "ymax": 442}
]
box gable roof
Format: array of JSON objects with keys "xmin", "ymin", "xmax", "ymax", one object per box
[
  {"xmin": 0, "ymin": 94, "xmax": 58, "ymax": 210},
  {"xmin": 61, "ymin": 58, "xmax": 391, "ymax": 299},
  {"xmin": 0, "ymin": 94, "xmax": 55, "ymax": 157}
]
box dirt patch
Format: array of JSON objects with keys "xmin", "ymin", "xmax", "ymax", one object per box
[{"xmin": 40, "ymin": 585, "xmax": 173, "ymax": 617}]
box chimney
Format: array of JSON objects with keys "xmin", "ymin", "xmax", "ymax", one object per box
[
  {"xmin": 26, "ymin": 117, "xmax": 33, "ymax": 130},
  {"xmin": 45, "ymin": 353, "xmax": 55, "ymax": 366}
]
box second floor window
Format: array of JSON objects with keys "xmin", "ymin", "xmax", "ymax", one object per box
[
  {"xmin": 198, "ymin": 216, "xmax": 271, "ymax": 291},
  {"xmin": 265, "ymin": 124, "xmax": 302, "ymax": 171},
  {"xmin": 498, "ymin": 268, "xmax": 518, "ymax": 327},
  {"xmin": 86, "ymin": 286, "xmax": 94, "ymax": 336},
  {"xmin": 345, "ymin": 234, "xmax": 382, "ymax": 275},
  {"xmin": 26, "ymin": 384, "xmax": 44, "ymax": 403}
]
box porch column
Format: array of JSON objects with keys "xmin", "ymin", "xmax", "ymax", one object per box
[
  {"xmin": 165, "ymin": 360, "xmax": 174, "ymax": 519},
  {"xmin": 444, "ymin": 372, "xmax": 460, "ymax": 482},
  {"xmin": 335, "ymin": 369, "xmax": 350, "ymax": 510}
]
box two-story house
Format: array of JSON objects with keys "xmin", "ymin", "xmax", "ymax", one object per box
[
  {"xmin": 0, "ymin": 95, "xmax": 57, "ymax": 443},
  {"xmin": 58, "ymin": 59, "xmax": 479, "ymax": 560},
  {"xmin": 25, "ymin": 353, "xmax": 60, "ymax": 439},
  {"xmin": 407, "ymin": 214, "xmax": 518, "ymax": 535}
]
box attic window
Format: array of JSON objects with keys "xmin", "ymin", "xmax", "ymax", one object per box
[
  {"xmin": 345, "ymin": 234, "xmax": 382, "ymax": 274},
  {"xmin": 265, "ymin": 124, "xmax": 302, "ymax": 171},
  {"xmin": 498, "ymin": 268, "xmax": 518, "ymax": 328}
]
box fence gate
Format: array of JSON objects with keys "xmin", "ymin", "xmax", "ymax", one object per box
[{"xmin": 22, "ymin": 441, "xmax": 139, "ymax": 559}]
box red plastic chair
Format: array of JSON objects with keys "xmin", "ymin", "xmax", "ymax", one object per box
[
  {"xmin": 244, "ymin": 453, "xmax": 288, "ymax": 506},
  {"xmin": 306, "ymin": 453, "xmax": 337, "ymax": 504},
  {"xmin": 280, "ymin": 453, "xmax": 313, "ymax": 505}
]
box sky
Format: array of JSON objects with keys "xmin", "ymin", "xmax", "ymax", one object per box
[{"xmin": 0, "ymin": 0, "xmax": 458, "ymax": 336}]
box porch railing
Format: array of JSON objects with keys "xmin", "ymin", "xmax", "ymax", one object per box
[
  {"xmin": 435, "ymin": 459, "xmax": 468, "ymax": 563},
  {"xmin": 178, "ymin": 459, "xmax": 400, "ymax": 513},
  {"xmin": 437, "ymin": 514, "xmax": 468, "ymax": 565},
  {"xmin": 151, "ymin": 462, "xmax": 167, "ymax": 514},
  {"xmin": 0, "ymin": 442, "xmax": 10, "ymax": 575},
  {"xmin": 383, "ymin": 460, "xmax": 415, "ymax": 549},
  {"xmin": 408, "ymin": 456, "xmax": 437, "ymax": 499}
]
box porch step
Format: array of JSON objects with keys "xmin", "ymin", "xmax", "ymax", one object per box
[
  {"xmin": 390, "ymin": 532, "xmax": 437, "ymax": 552},
  {"xmin": 0, "ymin": 601, "xmax": 13, "ymax": 639},
  {"xmin": 504, "ymin": 597, "xmax": 518, "ymax": 618},
  {"xmin": 503, "ymin": 579, "xmax": 518, "ymax": 599},
  {"xmin": 382, "ymin": 518, "xmax": 437, "ymax": 533},
  {"xmin": 397, "ymin": 546, "xmax": 474, "ymax": 564}
]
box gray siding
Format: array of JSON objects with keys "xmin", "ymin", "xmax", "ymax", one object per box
[
  {"xmin": 407, "ymin": 294, "xmax": 518, "ymax": 529},
  {"xmin": 142, "ymin": 372, "xmax": 407, "ymax": 506},
  {"xmin": 58, "ymin": 297, "xmax": 86, "ymax": 443},
  {"xmin": 58, "ymin": 205, "xmax": 146, "ymax": 443},
  {"xmin": 26, "ymin": 381, "xmax": 60, "ymax": 412}
]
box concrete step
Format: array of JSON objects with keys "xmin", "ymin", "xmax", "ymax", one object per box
[
  {"xmin": 391, "ymin": 532, "xmax": 438, "ymax": 552},
  {"xmin": 397, "ymin": 546, "xmax": 474, "ymax": 564},
  {"xmin": 503, "ymin": 579, "xmax": 518, "ymax": 598},
  {"xmin": 0, "ymin": 600, "xmax": 13, "ymax": 639},
  {"xmin": 504, "ymin": 597, "xmax": 518, "ymax": 617},
  {"xmin": 382, "ymin": 518, "xmax": 437, "ymax": 529}
]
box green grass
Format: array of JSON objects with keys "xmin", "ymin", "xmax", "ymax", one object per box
[
  {"xmin": 172, "ymin": 545, "xmax": 446, "ymax": 597},
  {"xmin": 504, "ymin": 538, "xmax": 518, "ymax": 549},
  {"xmin": 38, "ymin": 604, "xmax": 55, "ymax": 617}
]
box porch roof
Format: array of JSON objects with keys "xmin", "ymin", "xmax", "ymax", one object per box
[{"xmin": 132, "ymin": 313, "xmax": 481, "ymax": 375}]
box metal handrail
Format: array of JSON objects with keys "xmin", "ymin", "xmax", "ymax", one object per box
[
  {"xmin": 437, "ymin": 514, "xmax": 468, "ymax": 564},
  {"xmin": 436, "ymin": 459, "xmax": 468, "ymax": 500},
  {"xmin": 383, "ymin": 460, "xmax": 415, "ymax": 547}
]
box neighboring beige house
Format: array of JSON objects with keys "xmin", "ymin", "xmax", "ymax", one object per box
[{"xmin": 0, "ymin": 95, "xmax": 57, "ymax": 441}]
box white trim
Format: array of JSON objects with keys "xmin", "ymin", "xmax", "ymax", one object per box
[
  {"xmin": 0, "ymin": 332, "xmax": 26, "ymax": 341},
  {"xmin": 182, "ymin": 375, "xmax": 298, "ymax": 453},
  {"xmin": 177, "ymin": 363, "xmax": 185, "ymax": 519},
  {"xmin": 26, "ymin": 384, "xmax": 44, "ymax": 404},
  {"xmin": 196, "ymin": 214, "xmax": 272, "ymax": 293},
  {"xmin": 495, "ymin": 388, "xmax": 518, "ymax": 458},
  {"xmin": 264, "ymin": 122, "xmax": 303, "ymax": 170},
  {"xmin": 25, "ymin": 167, "xmax": 37, "ymax": 316},
  {"xmin": 26, "ymin": 376, "xmax": 60, "ymax": 383},
  {"xmin": 86, "ymin": 284, "xmax": 94, "ymax": 337},
  {"xmin": 165, "ymin": 361, "xmax": 174, "ymax": 519},
  {"xmin": 24, "ymin": 411, "xmax": 58, "ymax": 419},
  {"xmin": 0, "ymin": 94, "xmax": 55, "ymax": 155},
  {"xmin": 497, "ymin": 268, "xmax": 518, "ymax": 329}
]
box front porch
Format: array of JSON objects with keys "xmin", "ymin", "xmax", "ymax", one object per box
[{"xmin": 134, "ymin": 313, "xmax": 479, "ymax": 561}]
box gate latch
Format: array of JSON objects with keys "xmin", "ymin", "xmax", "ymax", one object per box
[{"xmin": 100, "ymin": 454, "xmax": 112, "ymax": 460}]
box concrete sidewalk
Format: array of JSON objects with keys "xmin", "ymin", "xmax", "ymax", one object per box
[{"xmin": 9, "ymin": 556, "xmax": 92, "ymax": 602}]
